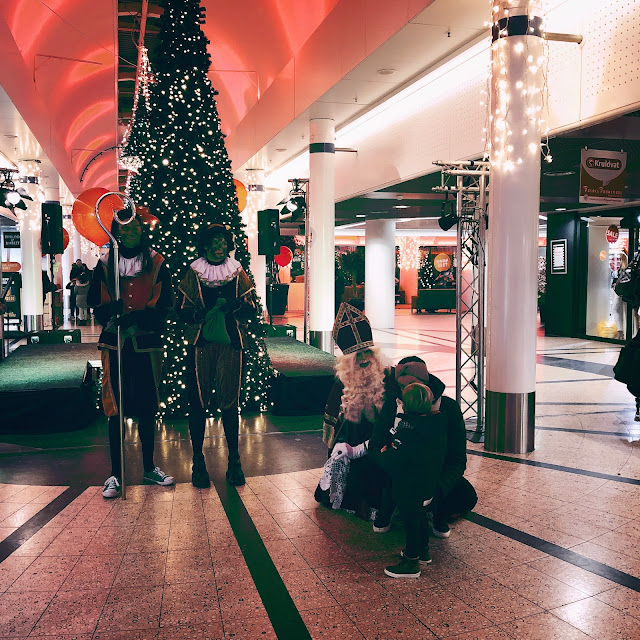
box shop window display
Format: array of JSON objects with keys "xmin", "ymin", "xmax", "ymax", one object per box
[{"xmin": 586, "ymin": 219, "xmax": 630, "ymax": 340}]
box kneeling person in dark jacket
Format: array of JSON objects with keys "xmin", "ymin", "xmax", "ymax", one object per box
[{"xmin": 371, "ymin": 382, "xmax": 447, "ymax": 578}]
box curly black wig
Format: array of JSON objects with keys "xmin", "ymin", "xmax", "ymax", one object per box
[{"xmin": 196, "ymin": 223, "xmax": 235, "ymax": 257}]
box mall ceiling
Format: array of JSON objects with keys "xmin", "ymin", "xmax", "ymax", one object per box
[{"xmin": 334, "ymin": 110, "xmax": 640, "ymax": 226}]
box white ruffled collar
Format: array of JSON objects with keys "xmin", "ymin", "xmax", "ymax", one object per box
[
  {"xmin": 191, "ymin": 256, "xmax": 242, "ymax": 287},
  {"xmin": 101, "ymin": 250, "xmax": 156, "ymax": 277}
]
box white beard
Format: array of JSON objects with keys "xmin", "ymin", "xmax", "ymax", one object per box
[{"xmin": 336, "ymin": 350, "xmax": 386, "ymax": 423}]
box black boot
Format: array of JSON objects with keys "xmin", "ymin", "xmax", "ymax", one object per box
[
  {"xmin": 221, "ymin": 408, "xmax": 245, "ymax": 486},
  {"xmin": 192, "ymin": 454, "xmax": 210, "ymax": 488},
  {"xmin": 226, "ymin": 451, "xmax": 245, "ymax": 486}
]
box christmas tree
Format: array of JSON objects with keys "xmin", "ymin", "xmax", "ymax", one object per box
[
  {"xmin": 418, "ymin": 250, "xmax": 437, "ymax": 289},
  {"xmin": 123, "ymin": 0, "xmax": 271, "ymax": 414}
]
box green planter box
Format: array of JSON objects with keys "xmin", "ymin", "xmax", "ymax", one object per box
[
  {"xmin": 27, "ymin": 329, "xmax": 81, "ymax": 345},
  {"xmin": 265, "ymin": 324, "xmax": 297, "ymax": 339}
]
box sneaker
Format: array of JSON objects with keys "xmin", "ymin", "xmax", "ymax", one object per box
[
  {"xmin": 401, "ymin": 548, "xmax": 432, "ymax": 566},
  {"xmin": 143, "ymin": 467, "xmax": 175, "ymax": 486},
  {"xmin": 384, "ymin": 558, "xmax": 421, "ymax": 578},
  {"xmin": 102, "ymin": 476, "xmax": 121, "ymax": 499},
  {"xmin": 373, "ymin": 507, "xmax": 396, "ymax": 533},
  {"xmin": 432, "ymin": 520, "xmax": 450, "ymax": 538},
  {"xmin": 191, "ymin": 458, "xmax": 210, "ymax": 489}
]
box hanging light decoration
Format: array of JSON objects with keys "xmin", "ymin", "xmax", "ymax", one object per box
[
  {"xmin": 398, "ymin": 235, "xmax": 421, "ymax": 270},
  {"xmin": 119, "ymin": 46, "xmax": 153, "ymax": 178},
  {"xmin": 486, "ymin": 0, "xmax": 551, "ymax": 170}
]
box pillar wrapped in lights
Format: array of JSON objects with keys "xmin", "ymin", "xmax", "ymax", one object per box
[
  {"xmin": 485, "ymin": 0, "xmax": 544, "ymax": 453},
  {"xmin": 308, "ymin": 118, "xmax": 335, "ymax": 353},
  {"xmin": 17, "ymin": 161, "xmax": 44, "ymax": 332},
  {"xmin": 243, "ymin": 168, "xmax": 267, "ymax": 307}
]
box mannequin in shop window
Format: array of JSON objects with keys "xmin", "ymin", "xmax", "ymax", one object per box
[
  {"xmin": 178, "ymin": 224, "xmax": 257, "ymax": 488},
  {"xmin": 88, "ymin": 214, "xmax": 175, "ymax": 498}
]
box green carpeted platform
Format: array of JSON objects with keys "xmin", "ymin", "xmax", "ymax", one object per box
[
  {"xmin": 0, "ymin": 337, "xmax": 335, "ymax": 433},
  {"xmin": 265, "ymin": 337, "xmax": 335, "ymax": 415},
  {"xmin": 264, "ymin": 337, "xmax": 335, "ymax": 376},
  {"xmin": 0, "ymin": 343, "xmax": 99, "ymax": 392},
  {"xmin": 0, "ymin": 343, "xmax": 99, "ymax": 434}
]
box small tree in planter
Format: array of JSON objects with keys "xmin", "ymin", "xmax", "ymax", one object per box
[{"xmin": 339, "ymin": 249, "xmax": 365, "ymax": 288}]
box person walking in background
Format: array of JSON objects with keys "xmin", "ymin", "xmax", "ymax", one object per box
[
  {"xmin": 614, "ymin": 328, "xmax": 640, "ymax": 421},
  {"xmin": 88, "ymin": 214, "xmax": 175, "ymax": 498},
  {"xmin": 68, "ymin": 259, "xmax": 84, "ymax": 318},
  {"xmin": 74, "ymin": 268, "xmax": 91, "ymax": 325}
]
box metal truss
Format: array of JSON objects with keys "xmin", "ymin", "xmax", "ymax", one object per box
[{"xmin": 433, "ymin": 161, "xmax": 489, "ymax": 441}]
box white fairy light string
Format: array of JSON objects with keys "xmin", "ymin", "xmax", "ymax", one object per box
[
  {"xmin": 120, "ymin": 46, "xmax": 153, "ymax": 188},
  {"xmin": 398, "ymin": 235, "xmax": 421, "ymax": 270},
  {"xmin": 486, "ymin": 0, "xmax": 551, "ymax": 170}
]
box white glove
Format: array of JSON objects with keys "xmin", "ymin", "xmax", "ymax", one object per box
[{"xmin": 332, "ymin": 441, "xmax": 369, "ymax": 460}]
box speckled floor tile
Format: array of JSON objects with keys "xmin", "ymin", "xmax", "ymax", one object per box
[
  {"xmin": 160, "ymin": 580, "xmax": 221, "ymax": 627},
  {"xmin": 95, "ymin": 585, "xmax": 163, "ymax": 632},
  {"xmin": 300, "ymin": 606, "xmax": 365, "ymax": 640},
  {"xmin": 29, "ymin": 588, "xmax": 109, "ymax": 636}
]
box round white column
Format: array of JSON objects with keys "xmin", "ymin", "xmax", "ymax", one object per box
[
  {"xmin": 17, "ymin": 162, "xmax": 44, "ymax": 332},
  {"xmin": 244, "ymin": 168, "xmax": 267, "ymax": 311},
  {"xmin": 308, "ymin": 118, "xmax": 335, "ymax": 353},
  {"xmin": 365, "ymin": 219, "xmax": 396, "ymax": 329},
  {"xmin": 485, "ymin": 0, "xmax": 544, "ymax": 453}
]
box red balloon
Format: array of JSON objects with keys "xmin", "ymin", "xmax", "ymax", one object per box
[
  {"xmin": 72, "ymin": 188, "xmax": 124, "ymax": 246},
  {"xmin": 274, "ymin": 245, "xmax": 293, "ymax": 267}
]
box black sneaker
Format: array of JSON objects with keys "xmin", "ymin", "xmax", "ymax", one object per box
[
  {"xmin": 226, "ymin": 455, "xmax": 245, "ymax": 486},
  {"xmin": 432, "ymin": 520, "xmax": 450, "ymax": 538},
  {"xmin": 384, "ymin": 558, "xmax": 421, "ymax": 578},
  {"xmin": 401, "ymin": 548, "xmax": 432, "ymax": 566},
  {"xmin": 373, "ymin": 506, "xmax": 396, "ymax": 533},
  {"xmin": 192, "ymin": 458, "xmax": 210, "ymax": 488}
]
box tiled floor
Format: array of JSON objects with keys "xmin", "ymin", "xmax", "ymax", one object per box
[{"xmin": 1, "ymin": 310, "xmax": 639, "ymax": 639}]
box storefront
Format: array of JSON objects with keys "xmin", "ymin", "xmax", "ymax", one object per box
[{"xmin": 545, "ymin": 209, "xmax": 640, "ymax": 343}]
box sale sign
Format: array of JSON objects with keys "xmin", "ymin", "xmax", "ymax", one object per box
[{"xmin": 606, "ymin": 225, "xmax": 619, "ymax": 244}]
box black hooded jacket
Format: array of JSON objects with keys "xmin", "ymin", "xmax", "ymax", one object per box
[{"xmin": 370, "ymin": 369, "xmax": 467, "ymax": 500}]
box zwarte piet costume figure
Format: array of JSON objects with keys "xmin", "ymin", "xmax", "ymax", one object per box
[
  {"xmin": 178, "ymin": 224, "xmax": 256, "ymax": 488},
  {"xmin": 88, "ymin": 215, "xmax": 175, "ymax": 499}
]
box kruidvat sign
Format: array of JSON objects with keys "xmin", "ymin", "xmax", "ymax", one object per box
[{"xmin": 580, "ymin": 149, "xmax": 626, "ymax": 203}]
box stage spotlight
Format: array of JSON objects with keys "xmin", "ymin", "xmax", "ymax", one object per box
[
  {"xmin": 438, "ymin": 214, "xmax": 457, "ymax": 231},
  {"xmin": 438, "ymin": 198, "xmax": 458, "ymax": 231},
  {"xmin": 4, "ymin": 190, "xmax": 20, "ymax": 205},
  {"xmin": 280, "ymin": 196, "xmax": 306, "ymax": 222}
]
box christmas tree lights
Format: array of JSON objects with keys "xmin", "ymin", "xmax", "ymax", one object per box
[
  {"xmin": 123, "ymin": 0, "xmax": 271, "ymax": 414},
  {"xmin": 418, "ymin": 250, "xmax": 437, "ymax": 289}
]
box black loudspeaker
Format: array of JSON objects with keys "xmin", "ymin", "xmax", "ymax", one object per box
[
  {"xmin": 258, "ymin": 209, "xmax": 280, "ymax": 256},
  {"xmin": 41, "ymin": 202, "xmax": 64, "ymax": 254}
]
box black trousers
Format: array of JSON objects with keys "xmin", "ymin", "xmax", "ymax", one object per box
[
  {"xmin": 398, "ymin": 497, "xmax": 429, "ymax": 558},
  {"xmin": 434, "ymin": 477, "xmax": 478, "ymax": 522},
  {"xmin": 108, "ymin": 414, "xmax": 156, "ymax": 478}
]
